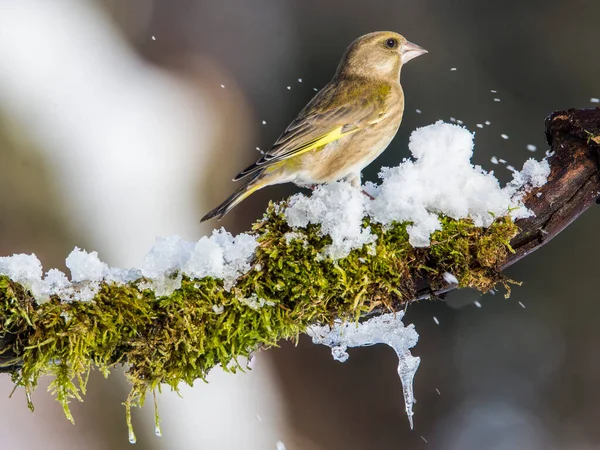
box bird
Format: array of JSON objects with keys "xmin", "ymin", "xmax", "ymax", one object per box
[{"xmin": 201, "ymin": 31, "xmax": 427, "ymax": 222}]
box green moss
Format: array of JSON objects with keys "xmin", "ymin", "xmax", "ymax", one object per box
[{"xmin": 0, "ymin": 204, "xmax": 518, "ymax": 438}]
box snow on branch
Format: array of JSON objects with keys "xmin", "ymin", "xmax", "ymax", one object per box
[
  {"xmin": 0, "ymin": 108, "xmax": 598, "ymax": 439},
  {"xmin": 412, "ymin": 108, "xmax": 600, "ymax": 300}
]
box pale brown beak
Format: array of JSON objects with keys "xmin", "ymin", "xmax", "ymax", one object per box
[{"xmin": 401, "ymin": 41, "xmax": 428, "ymax": 64}]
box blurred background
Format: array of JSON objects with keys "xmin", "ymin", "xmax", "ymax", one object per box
[{"xmin": 0, "ymin": 0, "xmax": 598, "ymax": 449}]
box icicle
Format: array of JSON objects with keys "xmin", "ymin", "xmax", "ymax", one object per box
[{"xmin": 307, "ymin": 311, "xmax": 420, "ymax": 428}]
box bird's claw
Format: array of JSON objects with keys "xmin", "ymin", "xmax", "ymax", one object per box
[{"xmin": 362, "ymin": 190, "xmax": 375, "ymax": 200}]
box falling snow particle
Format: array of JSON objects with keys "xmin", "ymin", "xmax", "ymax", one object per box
[
  {"xmin": 490, "ymin": 89, "xmax": 497, "ymax": 93},
  {"xmin": 506, "ymin": 165, "xmax": 515, "ymax": 172},
  {"xmin": 527, "ymin": 144, "xmax": 537, "ymax": 152},
  {"xmin": 286, "ymin": 86, "xmax": 291, "ymax": 90},
  {"xmin": 494, "ymin": 98, "xmax": 501, "ymax": 102},
  {"xmin": 491, "ymin": 156, "xmax": 499, "ymax": 164},
  {"xmin": 436, "ymin": 388, "xmax": 441, "ymax": 395},
  {"xmin": 450, "ymin": 67, "xmax": 457, "ymax": 71},
  {"xmin": 443, "ymin": 272, "xmax": 458, "ymax": 285},
  {"xmin": 590, "ymin": 98, "xmax": 599, "ymax": 103},
  {"xmin": 421, "ymin": 436, "xmax": 429, "ymax": 443},
  {"xmin": 276, "ymin": 441, "xmax": 286, "ymax": 450},
  {"xmin": 220, "ymin": 84, "xmax": 225, "ymax": 88},
  {"xmin": 499, "ymin": 158, "xmax": 507, "ymax": 164},
  {"xmin": 298, "ymin": 78, "xmax": 303, "ymax": 83},
  {"xmin": 474, "ymin": 300, "xmax": 482, "ymax": 308},
  {"xmin": 262, "ymin": 120, "xmax": 267, "ymax": 125},
  {"xmin": 151, "ymin": 36, "xmax": 156, "ymax": 41},
  {"xmin": 313, "ymin": 87, "xmax": 318, "ymax": 91},
  {"xmin": 416, "ymin": 109, "xmax": 422, "ymax": 114},
  {"xmin": 501, "ymin": 134, "xmax": 509, "ymax": 140},
  {"xmin": 485, "ymin": 121, "xmax": 491, "ymax": 125},
  {"xmin": 256, "ymin": 414, "xmax": 262, "ymax": 422},
  {"xmin": 476, "ymin": 123, "xmax": 483, "ymax": 128},
  {"xmin": 433, "ymin": 316, "xmax": 440, "ymax": 325},
  {"xmin": 518, "ymin": 301, "xmax": 526, "ymax": 308}
]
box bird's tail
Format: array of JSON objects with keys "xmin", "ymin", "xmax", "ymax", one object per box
[{"xmin": 201, "ymin": 173, "xmax": 267, "ymax": 222}]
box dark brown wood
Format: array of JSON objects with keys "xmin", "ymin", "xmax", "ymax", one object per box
[{"xmin": 505, "ymin": 108, "xmax": 600, "ymax": 268}]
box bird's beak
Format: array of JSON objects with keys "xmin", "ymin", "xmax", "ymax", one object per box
[{"xmin": 401, "ymin": 41, "xmax": 428, "ymax": 64}]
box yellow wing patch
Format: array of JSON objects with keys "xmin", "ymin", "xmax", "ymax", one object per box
[
  {"xmin": 234, "ymin": 123, "xmax": 362, "ymax": 181},
  {"xmin": 264, "ymin": 125, "xmax": 360, "ymax": 164}
]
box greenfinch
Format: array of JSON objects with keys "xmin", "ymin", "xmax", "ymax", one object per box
[{"xmin": 201, "ymin": 31, "xmax": 427, "ymax": 222}]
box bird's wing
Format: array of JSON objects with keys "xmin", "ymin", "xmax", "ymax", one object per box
[{"xmin": 234, "ymin": 81, "xmax": 390, "ymax": 181}]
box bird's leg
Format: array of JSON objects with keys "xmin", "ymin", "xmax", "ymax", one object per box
[
  {"xmin": 345, "ymin": 172, "xmax": 375, "ymax": 200},
  {"xmin": 345, "ymin": 173, "xmax": 362, "ymax": 188}
]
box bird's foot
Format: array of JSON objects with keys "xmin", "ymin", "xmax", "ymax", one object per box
[{"xmin": 361, "ymin": 190, "xmax": 375, "ymax": 200}]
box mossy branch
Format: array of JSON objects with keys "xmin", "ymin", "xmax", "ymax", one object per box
[{"xmin": 0, "ymin": 107, "xmax": 598, "ymax": 431}]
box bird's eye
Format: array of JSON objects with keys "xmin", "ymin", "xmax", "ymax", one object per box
[{"xmin": 384, "ymin": 38, "xmax": 398, "ymax": 49}]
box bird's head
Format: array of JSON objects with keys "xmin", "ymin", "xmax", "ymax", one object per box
[{"xmin": 336, "ymin": 31, "xmax": 427, "ymax": 81}]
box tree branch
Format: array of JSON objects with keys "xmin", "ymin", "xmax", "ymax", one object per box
[
  {"xmin": 0, "ymin": 107, "xmax": 597, "ymax": 428},
  {"xmin": 415, "ymin": 107, "xmax": 600, "ymax": 299},
  {"xmin": 508, "ymin": 108, "xmax": 600, "ymax": 265}
]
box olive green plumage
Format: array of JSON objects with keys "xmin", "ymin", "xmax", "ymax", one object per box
[{"xmin": 202, "ymin": 31, "xmax": 427, "ymax": 222}]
